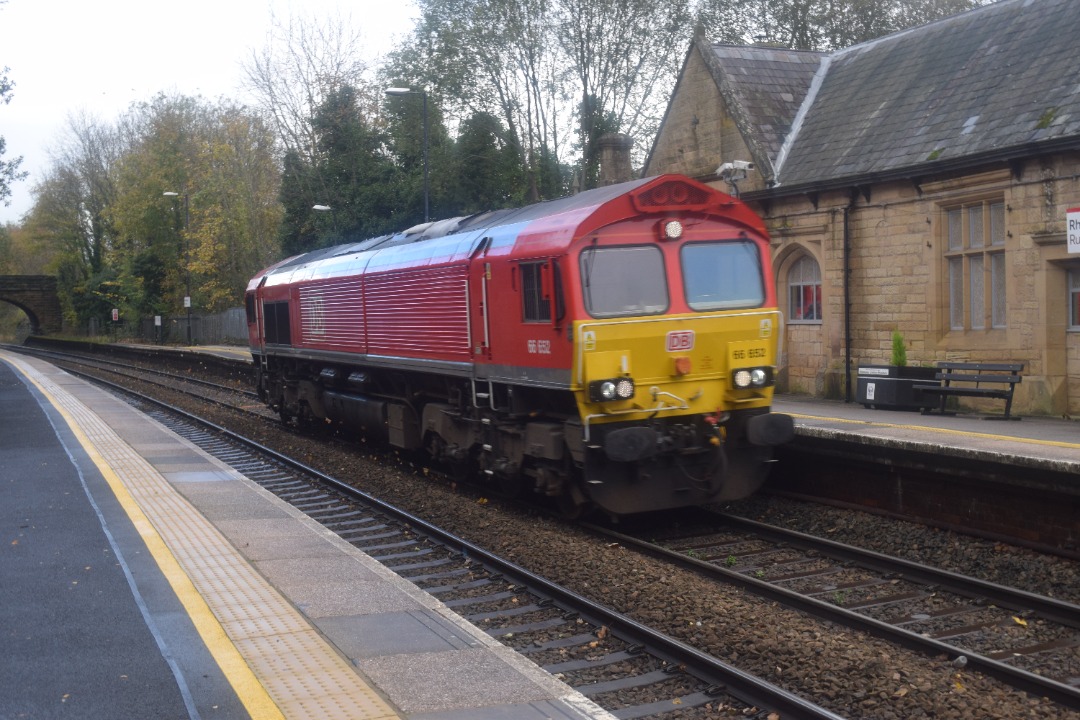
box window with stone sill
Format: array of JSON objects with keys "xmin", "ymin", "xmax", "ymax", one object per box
[
  {"xmin": 944, "ymin": 199, "xmax": 1006, "ymax": 331},
  {"xmin": 787, "ymin": 254, "xmax": 822, "ymax": 324}
]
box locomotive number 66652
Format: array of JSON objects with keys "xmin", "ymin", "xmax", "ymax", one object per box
[{"xmin": 246, "ymin": 174, "xmax": 794, "ymax": 517}]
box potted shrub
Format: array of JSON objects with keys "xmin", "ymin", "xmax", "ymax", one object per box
[{"xmin": 856, "ymin": 331, "xmax": 937, "ymax": 410}]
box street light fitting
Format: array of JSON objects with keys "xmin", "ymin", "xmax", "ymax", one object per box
[
  {"xmin": 312, "ymin": 204, "xmax": 332, "ymax": 211},
  {"xmin": 385, "ymin": 87, "xmax": 414, "ymax": 95},
  {"xmin": 163, "ymin": 191, "xmax": 179, "ymax": 197}
]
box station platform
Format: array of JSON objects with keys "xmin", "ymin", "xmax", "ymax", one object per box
[
  {"xmin": 772, "ymin": 394, "xmax": 1080, "ymax": 475},
  {"xmin": 0, "ymin": 350, "xmax": 613, "ymax": 720}
]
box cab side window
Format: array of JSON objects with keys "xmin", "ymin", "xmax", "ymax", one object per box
[{"xmin": 521, "ymin": 262, "xmax": 551, "ymax": 323}]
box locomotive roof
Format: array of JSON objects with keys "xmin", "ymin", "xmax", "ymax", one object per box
[{"xmin": 264, "ymin": 176, "xmax": 658, "ymax": 276}]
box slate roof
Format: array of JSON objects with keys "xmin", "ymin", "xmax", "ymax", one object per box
[
  {"xmin": 699, "ymin": 0, "xmax": 1080, "ymax": 192},
  {"xmin": 700, "ymin": 46, "xmax": 826, "ymax": 180}
]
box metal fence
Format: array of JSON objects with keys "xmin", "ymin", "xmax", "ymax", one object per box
[{"xmin": 80, "ymin": 307, "xmax": 248, "ymax": 346}]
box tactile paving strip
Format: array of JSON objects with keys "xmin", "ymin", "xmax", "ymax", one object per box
[{"xmin": 7, "ymin": 353, "xmax": 400, "ymax": 720}]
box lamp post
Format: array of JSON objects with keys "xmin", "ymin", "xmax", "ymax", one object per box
[
  {"xmin": 163, "ymin": 191, "xmax": 193, "ymax": 345},
  {"xmin": 385, "ymin": 87, "xmax": 429, "ymax": 222}
]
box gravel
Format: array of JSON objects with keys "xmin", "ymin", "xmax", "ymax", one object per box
[
  {"xmin": 230, "ymin": 418, "xmax": 1080, "ymax": 719},
  {"xmin": 64, "ymin": 353, "xmax": 1080, "ymax": 719}
]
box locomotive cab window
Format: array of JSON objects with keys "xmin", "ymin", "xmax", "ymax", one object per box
[
  {"xmin": 520, "ymin": 262, "xmax": 552, "ymax": 323},
  {"xmin": 580, "ymin": 245, "xmax": 668, "ymax": 318},
  {"xmin": 681, "ymin": 240, "xmax": 765, "ymax": 311},
  {"xmin": 263, "ymin": 300, "xmax": 292, "ymax": 345}
]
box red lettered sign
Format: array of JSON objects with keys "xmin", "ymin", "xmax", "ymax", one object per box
[{"xmin": 666, "ymin": 330, "xmax": 695, "ymax": 352}]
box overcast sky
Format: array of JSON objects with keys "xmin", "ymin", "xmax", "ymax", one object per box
[{"xmin": 0, "ymin": 0, "xmax": 418, "ymax": 224}]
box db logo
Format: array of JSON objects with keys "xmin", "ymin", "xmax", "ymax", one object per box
[{"xmin": 666, "ymin": 330, "xmax": 695, "ymax": 352}]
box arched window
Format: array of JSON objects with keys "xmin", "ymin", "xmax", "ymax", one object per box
[{"xmin": 788, "ymin": 255, "xmax": 822, "ymax": 323}]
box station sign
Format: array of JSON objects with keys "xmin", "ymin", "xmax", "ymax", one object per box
[{"xmin": 1068, "ymin": 207, "xmax": 1080, "ymax": 254}]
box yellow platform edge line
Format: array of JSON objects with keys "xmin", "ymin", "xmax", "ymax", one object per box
[
  {"xmin": 9, "ymin": 355, "xmax": 286, "ymax": 720},
  {"xmin": 788, "ymin": 411, "xmax": 1080, "ymax": 451}
]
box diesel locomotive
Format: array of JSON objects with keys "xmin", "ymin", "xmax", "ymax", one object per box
[{"xmin": 245, "ymin": 174, "xmax": 793, "ymax": 516}]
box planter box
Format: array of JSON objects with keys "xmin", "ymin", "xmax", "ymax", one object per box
[{"xmin": 856, "ymin": 364, "xmax": 938, "ymax": 410}]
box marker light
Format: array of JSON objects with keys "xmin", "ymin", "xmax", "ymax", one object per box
[{"xmin": 661, "ymin": 219, "xmax": 683, "ymax": 240}]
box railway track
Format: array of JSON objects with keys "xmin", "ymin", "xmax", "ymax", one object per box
[
  {"xmin": 600, "ymin": 514, "xmax": 1080, "ymax": 707},
  {"xmin": 11, "ymin": 341, "xmax": 1080, "ymax": 718},
  {"xmin": 54, "ymin": 361, "xmax": 843, "ymax": 720}
]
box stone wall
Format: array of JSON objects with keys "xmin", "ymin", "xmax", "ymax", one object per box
[
  {"xmin": 716, "ymin": 157, "xmax": 1080, "ymax": 416},
  {"xmin": 647, "ymin": 48, "xmax": 764, "ymax": 193}
]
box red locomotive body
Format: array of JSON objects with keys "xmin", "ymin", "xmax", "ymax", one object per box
[{"xmin": 246, "ymin": 174, "xmax": 793, "ymax": 516}]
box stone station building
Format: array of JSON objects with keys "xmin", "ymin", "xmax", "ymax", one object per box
[{"xmin": 643, "ymin": 0, "xmax": 1080, "ymax": 416}]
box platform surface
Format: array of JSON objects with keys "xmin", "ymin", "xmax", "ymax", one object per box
[
  {"xmin": 0, "ymin": 350, "xmax": 612, "ymax": 720},
  {"xmin": 773, "ymin": 394, "xmax": 1080, "ymax": 474}
]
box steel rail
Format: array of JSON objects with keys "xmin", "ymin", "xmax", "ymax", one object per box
[
  {"xmin": 64, "ymin": 366, "xmax": 847, "ymax": 720},
  {"xmin": 583, "ymin": 520, "xmax": 1080, "ymax": 709},
  {"xmin": 718, "ymin": 512, "xmax": 1080, "ymax": 629}
]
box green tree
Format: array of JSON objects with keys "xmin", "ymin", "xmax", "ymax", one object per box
[
  {"xmin": 24, "ymin": 112, "xmax": 122, "ymax": 326},
  {"xmin": 93, "ymin": 93, "xmax": 281, "ymax": 322},
  {"xmin": 107, "ymin": 95, "xmax": 204, "ymax": 319},
  {"xmin": 452, "ymin": 110, "xmax": 527, "ymax": 213},
  {"xmin": 186, "ymin": 105, "xmax": 282, "ymax": 311},
  {"xmin": 278, "ymin": 85, "xmax": 402, "ymax": 254},
  {"xmin": 395, "ymin": 0, "xmax": 570, "ymax": 202}
]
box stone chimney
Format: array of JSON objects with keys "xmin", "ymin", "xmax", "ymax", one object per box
[{"xmin": 598, "ymin": 133, "xmax": 635, "ymax": 185}]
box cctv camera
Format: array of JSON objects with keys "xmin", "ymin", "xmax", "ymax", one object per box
[{"xmin": 717, "ymin": 160, "xmax": 754, "ymax": 179}]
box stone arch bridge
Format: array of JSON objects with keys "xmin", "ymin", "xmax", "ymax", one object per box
[{"xmin": 0, "ymin": 276, "xmax": 63, "ymax": 335}]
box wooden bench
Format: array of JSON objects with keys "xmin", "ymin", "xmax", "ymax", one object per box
[{"xmin": 913, "ymin": 362, "xmax": 1024, "ymax": 420}]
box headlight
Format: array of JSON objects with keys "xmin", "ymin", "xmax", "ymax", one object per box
[
  {"xmin": 589, "ymin": 377, "xmax": 635, "ymax": 402},
  {"xmin": 731, "ymin": 367, "xmax": 773, "ymax": 389},
  {"xmin": 600, "ymin": 381, "xmax": 618, "ymax": 400}
]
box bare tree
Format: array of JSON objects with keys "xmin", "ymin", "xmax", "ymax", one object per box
[
  {"xmin": 242, "ymin": 9, "xmax": 377, "ymax": 163},
  {"xmin": 696, "ymin": 0, "xmax": 991, "ymax": 51},
  {"xmin": 0, "ymin": 65, "xmax": 28, "ymax": 208},
  {"xmin": 399, "ymin": 0, "xmax": 575, "ymax": 199},
  {"xmin": 555, "ymin": 0, "xmax": 692, "ymax": 180},
  {"xmin": 29, "ymin": 111, "xmax": 121, "ymax": 277}
]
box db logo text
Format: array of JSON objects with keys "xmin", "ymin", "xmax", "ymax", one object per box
[{"xmin": 666, "ymin": 330, "xmax": 695, "ymax": 352}]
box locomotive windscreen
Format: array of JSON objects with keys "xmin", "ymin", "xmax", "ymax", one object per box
[
  {"xmin": 581, "ymin": 245, "xmax": 669, "ymax": 318},
  {"xmin": 681, "ymin": 240, "xmax": 765, "ymax": 311}
]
